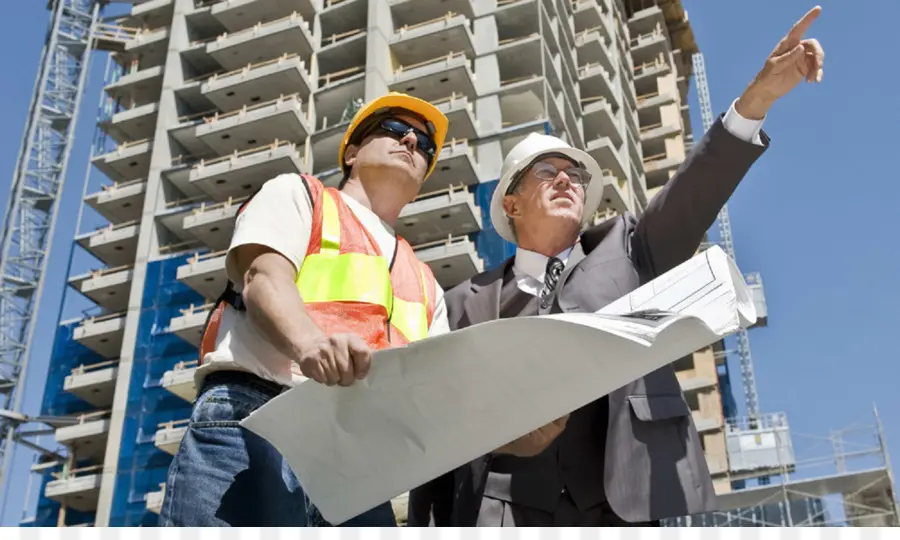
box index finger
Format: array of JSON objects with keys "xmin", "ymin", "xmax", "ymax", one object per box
[{"xmin": 787, "ymin": 5, "xmax": 821, "ymax": 42}]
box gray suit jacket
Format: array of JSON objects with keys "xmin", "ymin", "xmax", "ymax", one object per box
[{"xmin": 408, "ymin": 116, "xmax": 769, "ymax": 525}]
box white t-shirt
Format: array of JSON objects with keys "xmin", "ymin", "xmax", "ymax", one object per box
[{"xmin": 196, "ymin": 173, "xmax": 450, "ymax": 387}]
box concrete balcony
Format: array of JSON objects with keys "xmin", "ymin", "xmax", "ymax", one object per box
[
  {"xmin": 390, "ymin": 52, "xmax": 477, "ymax": 103},
  {"xmin": 99, "ymin": 102, "xmax": 159, "ymax": 145},
  {"xmin": 578, "ymin": 63, "xmax": 620, "ymax": 112},
  {"xmin": 693, "ymin": 413, "xmax": 724, "ymax": 434},
  {"xmin": 643, "ymin": 150, "xmax": 684, "ymax": 189},
  {"xmin": 104, "ymin": 65, "xmax": 164, "ymax": 107},
  {"xmin": 44, "ymin": 467, "xmax": 102, "ymax": 513},
  {"xmin": 574, "ymin": 26, "xmax": 614, "ymax": 76},
  {"xmin": 428, "ymin": 138, "xmax": 480, "ymax": 192},
  {"xmin": 389, "ymin": 0, "xmax": 476, "ymax": 27},
  {"xmin": 54, "ymin": 411, "xmax": 111, "ymax": 463},
  {"xmin": 91, "ymin": 138, "xmax": 153, "ymax": 184},
  {"xmin": 68, "ymin": 265, "xmax": 134, "ymax": 313},
  {"xmin": 73, "ymin": 312, "xmax": 126, "ymax": 359},
  {"xmin": 391, "ymin": 13, "xmax": 475, "ymax": 70},
  {"xmin": 161, "ymin": 361, "xmax": 199, "ymax": 403},
  {"xmin": 169, "ymin": 303, "xmax": 213, "ymax": 346},
  {"xmin": 189, "ymin": 140, "xmax": 310, "ymax": 201},
  {"xmin": 75, "ymin": 221, "xmax": 140, "ymax": 268},
  {"xmin": 397, "ymin": 185, "xmax": 482, "ymax": 246},
  {"xmin": 119, "ymin": 27, "xmax": 170, "ymax": 69},
  {"xmin": 582, "ymin": 97, "xmax": 622, "ymax": 148},
  {"xmin": 145, "ymin": 483, "xmax": 165, "ymax": 515},
  {"xmin": 311, "ymin": 120, "xmax": 352, "ymax": 176},
  {"xmin": 434, "ymin": 93, "xmax": 479, "ymax": 140},
  {"xmin": 633, "ymin": 55, "xmax": 670, "ymax": 83},
  {"xmin": 84, "ymin": 179, "xmax": 146, "ymax": 224},
  {"xmin": 210, "ymin": 0, "xmax": 318, "ymax": 32},
  {"xmin": 628, "ymin": 6, "xmax": 666, "ymax": 40},
  {"xmin": 183, "ymin": 198, "xmax": 243, "ymax": 251},
  {"xmin": 201, "ymin": 54, "xmax": 314, "ymax": 112},
  {"xmin": 585, "ymin": 136, "xmax": 626, "ymax": 183},
  {"xmin": 679, "ymin": 374, "xmax": 718, "ymax": 394},
  {"xmin": 205, "ymin": 12, "xmax": 315, "ymax": 71},
  {"xmin": 706, "ymin": 452, "xmax": 730, "ymax": 477},
  {"xmin": 123, "ymin": 0, "xmax": 174, "ymax": 31},
  {"xmin": 157, "ymin": 196, "xmax": 211, "ymax": 246},
  {"xmin": 194, "ymin": 94, "xmax": 313, "ymax": 156},
  {"xmin": 640, "ymin": 120, "xmax": 682, "ymax": 147},
  {"xmin": 573, "ymin": 0, "xmax": 613, "ymax": 37},
  {"xmin": 63, "ymin": 361, "xmax": 119, "ymax": 409},
  {"xmin": 154, "ymin": 419, "xmax": 189, "ymax": 455},
  {"xmin": 414, "ymin": 236, "xmax": 483, "ymax": 289},
  {"xmin": 317, "ymin": 24, "xmax": 367, "ymax": 85},
  {"xmin": 176, "ymin": 251, "xmax": 227, "ymax": 301},
  {"xmin": 629, "ymin": 28, "xmax": 669, "ymax": 67},
  {"xmin": 597, "ymin": 169, "xmax": 630, "ymax": 216}
]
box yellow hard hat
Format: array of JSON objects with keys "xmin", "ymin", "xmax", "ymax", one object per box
[{"xmin": 338, "ymin": 92, "xmax": 449, "ymax": 181}]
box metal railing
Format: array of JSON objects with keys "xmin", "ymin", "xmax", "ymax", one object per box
[
  {"xmin": 394, "ymin": 51, "xmax": 467, "ymax": 75},
  {"xmin": 69, "ymin": 360, "xmax": 119, "ymax": 377},
  {"xmin": 395, "ymin": 12, "xmax": 460, "ymax": 37}
]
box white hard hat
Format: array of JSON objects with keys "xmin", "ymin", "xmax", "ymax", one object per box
[{"xmin": 490, "ymin": 132, "xmax": 606, "ymax": 244}]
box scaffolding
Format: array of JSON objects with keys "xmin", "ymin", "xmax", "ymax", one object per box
[{"xmin": 665, "ymin": 407, "xmax": 900, "ymax": 527}]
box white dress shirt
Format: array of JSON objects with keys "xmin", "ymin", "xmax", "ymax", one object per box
[{"xmin": 512, "ymin": 100, "xmax": 765, "ymax": 296}]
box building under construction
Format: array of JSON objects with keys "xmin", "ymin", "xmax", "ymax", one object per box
[{"xmin": 0, "ymin": 0, "xmax": 895, "ymax": 527}]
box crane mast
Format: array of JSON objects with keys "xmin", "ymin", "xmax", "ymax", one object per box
[
  {"xmin": 0, "ymin": 0, "xmax": 101, "ymax": 511},
  {"xmin": 691, "ymin": 52, "xmax": 761, "ymax": 419}
]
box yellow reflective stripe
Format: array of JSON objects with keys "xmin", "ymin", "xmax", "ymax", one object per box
[
  {"xmin": 320, "ymin": 190, "xmax": 340, "ymax": 256},
  {"xmin": 391, "ymin": 296, "xmax": 429, "ymax": 342},
  {"xmin": 296, "ymin": 252, "xmax": 392, "ymax": 308},
  {"xmin": 420, "ymin": 265, "xmax": 429, "ymax": 305}
]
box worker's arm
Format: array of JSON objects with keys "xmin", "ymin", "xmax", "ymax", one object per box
[{"xmin": 225, "ymin": 174, "xmax": 371, "ymax": 386}]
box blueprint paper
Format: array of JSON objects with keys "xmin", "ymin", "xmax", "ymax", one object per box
[{"xmin": 241, "ymin": 246, "xmax": 756, "ymax": 524}]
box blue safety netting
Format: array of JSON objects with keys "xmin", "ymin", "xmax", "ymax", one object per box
[
  {"xmin": 107, "ymin": 254, "xmax": 202, "ymax": 526},
  {"xmin": 30, "ymin": 254, "xmax": 204, "ymax": 527},
  {"xmin": 473, "ymin": 179, "xmax": 515, "ymax": 271},
  {"xmin": 27, "ymin": 322, "xmax": 105, "ymax": 527}
]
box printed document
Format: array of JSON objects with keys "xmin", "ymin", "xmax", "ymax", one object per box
[{"xmin": 241, "ymin": 245, "xmax": 756, "ymax": 524}]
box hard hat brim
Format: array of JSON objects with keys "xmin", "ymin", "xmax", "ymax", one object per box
[{"xmin": 339, "ymin": 93, "xmax": 449, "ymax": 181}]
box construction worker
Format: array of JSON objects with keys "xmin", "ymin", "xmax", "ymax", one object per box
[{"xmin": 158, "ymin": 93, "xmax": 450, "ymax": 527}]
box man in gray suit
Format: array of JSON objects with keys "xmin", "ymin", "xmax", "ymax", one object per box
[{"xmin": 408, "ymin": 6, "xmax": 825, "ymax": 527}]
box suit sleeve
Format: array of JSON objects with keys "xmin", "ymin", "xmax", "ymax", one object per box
[{"xmin": 630, "ymin": 114, "xmax": 769, "ymax": 278}]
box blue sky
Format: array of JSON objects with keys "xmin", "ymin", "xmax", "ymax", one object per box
[{"xmin": 0, "ymin": 0, "xmax": 896, "ymax": 526}]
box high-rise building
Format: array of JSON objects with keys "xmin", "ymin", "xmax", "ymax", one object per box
[{"xmin": 17, "ymin": 0, "xmax": 887, "ymax": 528}]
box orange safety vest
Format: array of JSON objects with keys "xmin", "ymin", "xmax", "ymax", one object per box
[{"xmin": 199, "ymin": 174, "xmax": 437, "ymax": 361}]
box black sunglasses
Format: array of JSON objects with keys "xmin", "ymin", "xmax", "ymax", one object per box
[{"xmin": 359, "ymin": 117, "xmax": 437, "ymax": 165}]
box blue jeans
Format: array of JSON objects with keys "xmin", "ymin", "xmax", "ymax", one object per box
[{"xmin": 158, "ymin": 372, "xmax": 397, "ymax": 527}]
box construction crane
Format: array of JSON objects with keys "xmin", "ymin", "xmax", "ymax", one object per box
[
  {"xmin": 691, "ymin": 52, "xmax": 761, "ymax": 420},
  {"xmin": 0, "ymin": 0, "xmax": 102, "ymax": 516}
]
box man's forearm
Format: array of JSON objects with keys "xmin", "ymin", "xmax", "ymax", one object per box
[{"xmin": 243, "ymin": 269, "xmax": 323, "ymax": 364}]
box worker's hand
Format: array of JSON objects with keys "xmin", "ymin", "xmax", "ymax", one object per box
[
  {"xmin": 296, "ymin": 333, "xmax": 372, "ymax": 387},
  {"xmin": 736, "ymin": 5, "xmax": 825, "ymax": 120},
  {"xmin": 493, "ymin": 415, "xmax": 570, "ymax": 458}
]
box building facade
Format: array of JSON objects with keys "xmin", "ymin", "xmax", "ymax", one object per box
[{"xmin": 24, "ymin": 0, "xmax": 750, "ymax": 526}]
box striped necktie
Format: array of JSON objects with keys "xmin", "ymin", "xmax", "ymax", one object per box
[{"xmin": 540, "ymin": 256, "xmax": 565, "ymax": 302}]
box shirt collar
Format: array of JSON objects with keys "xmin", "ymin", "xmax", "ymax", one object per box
[{"xmin": 513, "ymin": 244, "xmax": 575, "ymax": 283}]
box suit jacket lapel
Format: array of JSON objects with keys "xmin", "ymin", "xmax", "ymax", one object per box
[{"xmin": 460, "ymin": 259, "xmax": 511, "ymax": 327}]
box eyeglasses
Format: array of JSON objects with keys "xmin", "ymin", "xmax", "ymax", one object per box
[
  {"xmin": 528, "ymin": 161, "xmax": 592, "ymax": 187},
  {"xmin": 362, "ymin": 117, "xmax": 437, "ymax": 165}
]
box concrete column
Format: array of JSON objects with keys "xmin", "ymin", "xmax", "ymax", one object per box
[
  {"xmin": 93, "ymin": 0, "xmax": 191, "ymax": 526},
  {"xmin": 365, "ymin": 0, "xmax": 393, "ymax": 100}
]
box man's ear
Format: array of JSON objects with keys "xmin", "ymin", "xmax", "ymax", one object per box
[
  {"xmin": 344, "ymin": 143, "xmax": 359, "ymax": 170},
  {"xmin": 502, "ymin": 194, "xmax": 521, "ymax": 219}
]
